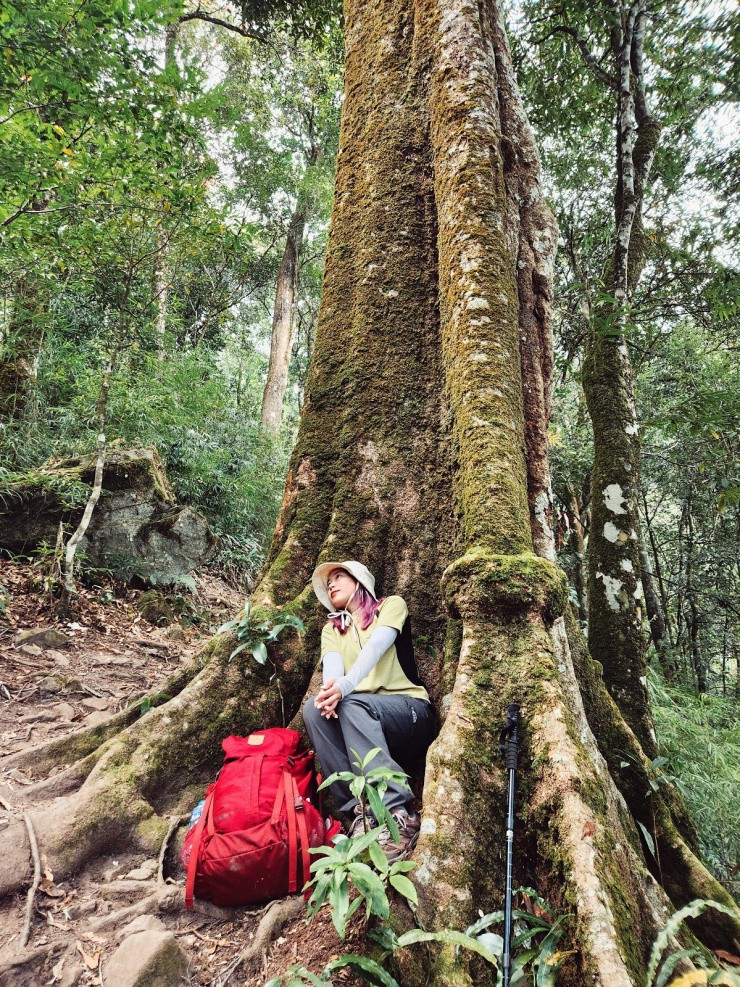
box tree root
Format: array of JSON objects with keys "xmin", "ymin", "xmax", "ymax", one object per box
[
  {"xmin": 88, "ymin": 881, "xmax": 237, "ymax": 933},
  {"xmin": 158, "ymin": 814, "xmax": 187, "ymax": 884},
  {"xmin": 20, "ymin": 813, "xmax": 40, "ymax": 949},
  {"xmin": 215, "ymin": 897, "xmax": 305, "ymax": 986},
  {"xmin": 0, "ymin": 600, "xmax": 317, "ymax": 898},
  {"xmin": 564, "ymin": 607, "xmax": 740, "ymax": 949},
  {"xmin": 2, "ymin": 654, "xmax": 203, "ymax": 779},
  {"xmin": 0, "ymin": 945, "xmax": 52, "ymax": 981}
]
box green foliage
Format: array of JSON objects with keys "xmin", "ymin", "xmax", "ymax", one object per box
[
  {"xmin": 646, "ymin": 899, "xmax": 740, "ymax": 987},
  {"xmin": 218, "ymin": 599, "xmax": 305, "ymax": 664},
  {"xmin": 649, "ymin": 668, "xmax": 740, "ymax": 896},
  {"xmin": 217, "ymin": 602, "xmax": 305, "ymax": 724},
  {"xmin": 318, "ymin": 748, "xmax": 411, "ymax": 845},
  {"xmin": 133, "ymin": 693, "xmax": 172, "ymax": 717},
  {"xmin": 306, "ymin": 752, "xmax": 416, "ymax": 939},
  {"xmin": 265, "ymin": 953, "xmax": 398, "ymax": 987},
  {"xmin": 0, "ymin": 4, "xmax": 343, "ymax": 581}
]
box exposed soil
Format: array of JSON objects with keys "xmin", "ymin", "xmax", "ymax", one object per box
[{"xmin": 0, "ymin": 558, "xmax": 369, "ymax": 986}]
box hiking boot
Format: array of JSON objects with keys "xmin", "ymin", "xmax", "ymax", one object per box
[
  {"xmin": 347, "ymin": 804, "xmax": 377, "ymax": 838},
  {"xmin": 377, "ymin": 807, "xmax": 421, "ymax": 862}
]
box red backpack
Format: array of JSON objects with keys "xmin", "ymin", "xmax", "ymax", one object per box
[{"xmin": 182, "ymin": 728, "xmax": 341, "ymax": 908}]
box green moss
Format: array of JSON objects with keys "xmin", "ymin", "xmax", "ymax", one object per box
[
  {"xmin": 442, "ymin": 547, "xmax": 568, "ymax": 621},
  {"xmin": 42, "ymin": 446, "xmax": 175, "ymax": 502},
  {"xmin": 0, "ymin": 469, "xmax": 89, "ymax": 512},
  {"xmin": 134, "ymin": 812, "xmax": 169, "ymax": 852},
  {"xmin": 138, "ymin": 590, "xmax": 176, "ymax": 627}
]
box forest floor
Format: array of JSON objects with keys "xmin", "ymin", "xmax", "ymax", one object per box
[{"xmin": 0, "ymin": 557, "xmax": 366, "ymax": 987}]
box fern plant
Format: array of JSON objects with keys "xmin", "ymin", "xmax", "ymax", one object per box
[{"xmin": 646, "ymin": 898, "xmax": 740, "ymax": 987}]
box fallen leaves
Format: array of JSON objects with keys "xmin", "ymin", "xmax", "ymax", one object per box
[{"xmin": 75, "ymin": 940, "xmax": 100, "ymax": 970}]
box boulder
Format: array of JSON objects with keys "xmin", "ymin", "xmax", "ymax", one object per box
[
  {"xmin": 104, "ymin": 930, "xmax": 187, "ymax": 987},
  {"xmin": 13, "ymin": 627, "xmax": 69, "ymax": 650},
  {"xmin": 119, "ymin": 915, "xmax": 166, "ymax": 938},
  {"xmin": 0, "ymin": 448, "xmax": 218, "ymax": 584}
]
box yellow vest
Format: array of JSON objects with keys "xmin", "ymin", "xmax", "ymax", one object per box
[{"xmin": 320, "ymin": 595, "xmax": 429, "ymax": 702}]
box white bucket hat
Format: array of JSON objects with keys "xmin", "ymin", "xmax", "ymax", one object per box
[{"xmin": 312, "ymin": 560, "xmax": 377, "ymax": 626}]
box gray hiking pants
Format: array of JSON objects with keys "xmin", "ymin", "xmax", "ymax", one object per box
[{"xmin": 303, "ymin": 692, "xmax": 436, "ymax": 815}]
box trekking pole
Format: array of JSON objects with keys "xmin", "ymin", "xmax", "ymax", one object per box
[{"xmin": 499, "ymin": 703, "xmax": 521, "ymax": 987}]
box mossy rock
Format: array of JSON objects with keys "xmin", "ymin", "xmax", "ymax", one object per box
[
  {"xmin": 0, "ymin": 447, "xmax": 218, "ymax": 584},
  {"xmin": 42, "ymin": 446, "xmax": 175, "ymax": 502},
  {"xmin": 138, "ymin": 591, "xmax": 176, "ymax": 627}
]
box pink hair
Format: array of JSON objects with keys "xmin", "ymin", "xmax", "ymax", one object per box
[{"xmin": 329, "ymin": 580, "xmax": 385, "ymax": 634}]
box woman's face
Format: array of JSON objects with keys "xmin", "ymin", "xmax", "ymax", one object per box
[{"xmin": 326, "ymin": 568, "xmax": 358, "ymax": 610}]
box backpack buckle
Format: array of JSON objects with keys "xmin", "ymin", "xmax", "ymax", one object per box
[{"xmin": 294, "ymin": 796, "xmax": 304, "ymax": 811}]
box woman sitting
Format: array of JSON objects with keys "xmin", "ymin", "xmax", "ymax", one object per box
[{"xmin": 303, "ymin": 560, "xmax": 435, "ymax": 860}]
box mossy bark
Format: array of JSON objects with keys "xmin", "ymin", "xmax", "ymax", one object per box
[
  {"xmin": 581, "ymin": 6, "xmax": 662, "ymax": 756},
  {"xmin": 3, "ymin": 1, "xmax": 737, "ymax": 981}
]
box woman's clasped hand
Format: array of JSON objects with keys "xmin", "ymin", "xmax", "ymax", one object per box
[{"xmin": 314, "ymin": 677, "xmax": 342, "ymax": 718}]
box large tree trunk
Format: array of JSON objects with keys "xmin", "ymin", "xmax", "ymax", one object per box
[
  {"xmin": 260, "ymin": 208, "xmax": 306, "ymax": 436},
  {"xmin": 2, "ymin": 2, "xmax": 737, "ymax": 982}
]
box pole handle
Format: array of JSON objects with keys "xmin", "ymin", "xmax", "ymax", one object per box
[{"xmin": 499, "ymin": 702, "xmax": 521, "ymax": 771}]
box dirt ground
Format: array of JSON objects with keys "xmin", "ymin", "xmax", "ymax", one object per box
[{"xmin": 0, "ymin": 558, "xmax": 369, "ymax": 986}]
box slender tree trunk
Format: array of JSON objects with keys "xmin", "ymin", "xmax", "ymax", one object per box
[
  {"xmin": 0, "ymin": 279, "xmax": 44, "ymax": 424},
  {"xmin": 636, "ymin": 518, "xmax": 667, "ymax": 655},
  {"xmin": 642, "ymin": 489, "xmax": 674, "ymax": 647},
  {"xmin": 1, "ymin": 3, "xmax": 737, "ymax": 980},
  {"xmin": 567, "ymin": 482, "xmax": 588, "ymax": 622},
  {"xmin": 260, "ymin": 208, "xmax": 306, "ymax": 436},
  {"xmin": 59, "ymin": 350, "xmax": 116, "ymax": 612},
  {"xmin": 684, "ymin": 490, "xmax": 706, "ymax": 693},
  {"xmin": 582, "ymin": 4, "xmax": 661, "ymax": 756},
  {"xmin": 152, "ymin": 21, "xmax": 179, "ymax": 361}
]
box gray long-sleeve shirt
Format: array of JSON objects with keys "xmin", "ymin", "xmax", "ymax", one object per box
[{"xmin": 322, "ymin": 624, "xmax": 399, "ymax": 699}]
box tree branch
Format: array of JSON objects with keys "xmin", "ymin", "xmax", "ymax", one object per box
[
  {"xmin": 178, "ymin": 8, "xmax": 268, "ymax": 45},
  {"xmin": 533, "ymin": 24, "xmax": 619, "ymax": 89}
]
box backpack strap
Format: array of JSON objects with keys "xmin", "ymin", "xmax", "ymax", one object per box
[
  {"xmin": 290, "ymin": 774, "xmax": 311, "ymax": 899},
  {"xmin": 315, "ymin": 771, "xmax": 324, "ymax": 817},
  {"xmin": 283, "ymin": 768, "xmax": 299, "ymax": 893},
  {"xmin": 395, "ymin": 616, "xmax": 424, "ymax": 687},
  {"xmin": 271, "ymin": 772, "xmax": 286, "ymax": 825},
  {"xmin": 185, "ymin": 791, "xmax": 214, "ymax": 910}
]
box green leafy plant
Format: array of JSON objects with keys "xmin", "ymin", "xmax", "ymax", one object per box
[
  {"xmin": 646, "ymin": 899, "xmax": 740, "ymax": 987},
  {"xmin": 0, "ymin": 582, "xmax": 10, "ymax": 616},
  {"xmin": 305, "ymin": 751, "xmax": 418, "ymax": 939},
  {"xmin": 217, "ymin": 602, "xmax": 305, "ymax": 725},
  {"xmin": 373, "ymin": 887, "xmax": 571, "ymax": 987},
  {"xmin": 265, "ymin": 953, "xmax": 399, "ymax": 987},
  {"xmin": 218, "ymin": 600, "xmax": 305, "ymax": 664},
  {"xmin": 320, "ymin": 747, "xmax": 411, "ymax": 843},
  {"xmin": 131, "ymin": 693, "xmax": 171, "ymax": 718}
]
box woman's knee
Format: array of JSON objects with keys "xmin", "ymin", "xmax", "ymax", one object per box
[
  {"xmin": 336, "ymin": 695, "xmax": 376, "ymax": 723},
  {"xmin": 302, "ymin": 696, "xmax": 320, "ymax": 728}
]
